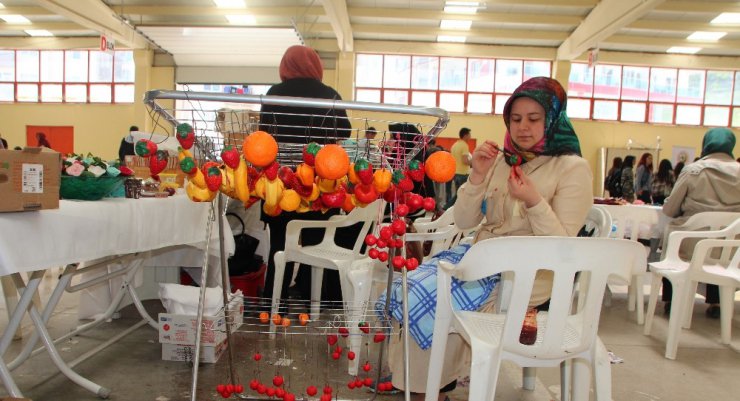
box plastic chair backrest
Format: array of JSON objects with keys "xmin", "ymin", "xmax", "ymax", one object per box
[
  {"xmin": 585, "ymin": 205, "xmax": 612, "ymax": 238},
  {"xmin": 690, "ymin": 238, "xmax": 740, "ymax": 280},
  {"xmin": 344, "ymin": 199, "xmax": 385, "ymax": 254},
  {"xmin": 441, "ymin": 237, "xmax": 645, "ymax": 359},
  {"xmin": 664, "ymin": 217, "xmax": 740, "ymax": 266}
]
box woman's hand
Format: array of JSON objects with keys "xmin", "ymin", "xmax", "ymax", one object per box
[
  {"xmin": 508, "ymin": 165, "xmax": 542, "ymax": 208},
  {"xmin": 469, "ymin": 141, "xmax": 500, "ymax": 185}
]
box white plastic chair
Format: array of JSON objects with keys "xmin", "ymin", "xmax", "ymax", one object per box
[
  {"xmin": 600, "ymin": 205, "xmax": 657, "ymax": 324},
  {"xmin": 270, "ymin": 199, "xmax": 384, "ymax": 374},
  {"xmin": 425, "ymin": 237, "xmax": 646, "ymax": 401},
  {"xmin": 644, "ymin": 217, "xmax": 740, "ymax": 360},
  {"xmin": 406, "ymin": 207, "xmax": 475, "ymax": 262}
]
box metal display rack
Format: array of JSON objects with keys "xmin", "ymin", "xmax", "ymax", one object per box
[{"xmin": 144, "ymin": 89, "xmax": 449, "ymax": 401}]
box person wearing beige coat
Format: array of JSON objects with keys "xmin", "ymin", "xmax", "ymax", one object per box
[{"xmin": 379, "ymin": 77, "xmax": 593, "ymax": 399}]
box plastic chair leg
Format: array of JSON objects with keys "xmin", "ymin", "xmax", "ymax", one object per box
[
  {"xmin": 593, "ymin": 339, "xmax": 613, "ymax": 401},
  {"xmin": 682, "ymin": 281, "xmax": 698, "ymax": 329},
  {"xmin": 424, "ymin": 319, "xmax": 452, "ymax": 401},
  {"xmin": 719, "ymin": 285, "xmax": 734, "ymax": 344},
  {"xmin": 310, "ymin": 267, "xmax": 324, "ymax": 320},
  {"xmin": 665, "ymin": 282, "xmax": 688, "ymax": 360},
  {"xmin": 558, "ymin": 362, "xmax": 570, "ymax": 401},
  {"xmin": 522, "ymin": 367, "xmax": 536, "ymax": 391},
  {"xmin": 468, "ymin": 343, "xmax": 499, "ymax": 401},
  {"xmin": 269, "ymin": 252, "xmax": 288, "ymax": 337},
  {"xmin": 571, "ymin": 357, "xmax": 591, "ymax": 401},
  {"xmin": 643, "ymin": 272, "xmax": 663, "ymax": 336},
  {"xmin": 603, "ymin": 285, "xmax": 613, "ymax": 307},
  {"xmin": 633, "ymin": 274, "xmax": 645, "ymax": 324}
]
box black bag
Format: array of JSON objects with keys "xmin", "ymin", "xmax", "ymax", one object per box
[
  {"xmin": 225, "ymin": 213, "xmax": 262, "ymax": 276},
  {"xmin": 606, "ymin": 169, "xmax": 622, "ymax": 198}
]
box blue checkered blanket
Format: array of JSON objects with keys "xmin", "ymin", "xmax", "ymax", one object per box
[{"xmin": 375, "ymin": 244, "xmax": 499, "ymax": 350}]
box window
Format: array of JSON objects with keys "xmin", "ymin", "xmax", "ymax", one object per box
[
  {"xmin": 568, "ymin": 61, "xmax": 738, "ymax": 127},
  {"xmin": 0, "ymin": 49, "xmax": 135, "ymax": 104},
  {"xmin": 355, "ymin": 53, "xmax": 550, "ymax": 114}
]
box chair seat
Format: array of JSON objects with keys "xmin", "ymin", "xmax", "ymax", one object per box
[
  {"xmin": 456, "ymin": 311, "xmax": 583, "ymax": 364},
  {"xmin": 649, "ymin": 260, "xmax": 690, "ymax": 274}
]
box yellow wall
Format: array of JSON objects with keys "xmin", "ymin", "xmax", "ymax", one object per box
[
  {"xmin": 0, "ymin": 49, "xmax": 174, "ymax": 161},
  {"xmin": 1, "ymin": 39, "xmax": 738, "ymax": 194}
]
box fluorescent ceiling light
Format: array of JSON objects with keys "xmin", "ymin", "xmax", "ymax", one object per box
[
  {"xmin": 25, "ymin": 29, "xmax": 53, "ymax": 37},
  {"xmin": 687, "ymin": 31, "xmax": 726, "ymax": 41},
  {"xmin": 711, "ymin": 13, "xmax": 740, "ymax": 24},
  {"xmin": 444, "ymin": 6, "xmax": 478, "ymax": 14},
  {"xmin": 214, "ymin": 0, "xmax": 245, "ymax": 8},
  {"xmin": 225, "ymin": 14, "xmax": 256, "ymax": 25},
  {"xmin": 666, "ymin": 46, "xmax": 701, "ymax": 54},
  {"xmin": 437, "ymin": 35, "xmax": 466, "ymax": 43},
  {"xmin": 440, "ymin": 20, "xmax": 472, "ymax": 30},
  {"xmin": 0, "ymin": 14, "xmax": 31, "ymax": 24}
]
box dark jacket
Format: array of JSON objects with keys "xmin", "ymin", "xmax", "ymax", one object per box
[{"xmin": 259, "ymin": 78, "xmax": 351, "ymax": 145}]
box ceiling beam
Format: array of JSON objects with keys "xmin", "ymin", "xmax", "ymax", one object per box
[
  {"xmin": 350, "ymin": 8, "xmax": 581, "ymax": 26},
  {"xmin": 321, "ymin": 0, "xmax": 353, "ymax": 52},
  {"xmin": 557, "ymin": 0, "xmax": 666, "ymax": 60},
  {"xmin": 313, "ymin": 24, "xmax": 570, "ymax": 42},
  {"xmin": 108, "ymin": 6, "xmax": 323, "ymax": 18},
  {"xmin": 1, "ymin": 22, "xmax": 86, "ymax": 31},
  {"xmin": 34, "ymin": 0, "xmax": 152, "ymax": 49},
  {"xmin": 0, "ymin": 6, "xmax": 53, "ymax": 15}
]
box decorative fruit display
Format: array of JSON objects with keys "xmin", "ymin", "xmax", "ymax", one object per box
[
  {"xmin": 243, "ymin": 131, "xmax": 278, "ymax": 167},
  {"xmin": 315, "ymin": 144, "xmax": 350, "ymax": 180},
  {"xmin": 424, "ymin": 150, "xmax": 456, "ymax": 183}
]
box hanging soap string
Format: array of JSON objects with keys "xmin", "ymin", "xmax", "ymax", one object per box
[{"xmin": 492, "ymin": 143, "xmax": 523, "ymax": 166}]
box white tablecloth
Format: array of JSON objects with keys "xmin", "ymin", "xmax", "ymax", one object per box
[{"xmin": 0, "ymin": 194, "xmax": 233, "ymax": 276}]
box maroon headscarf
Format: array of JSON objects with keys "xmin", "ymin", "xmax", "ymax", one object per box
[{"xmin": 279, "ymin": 45, "xmax": 323, "ymax": 82}]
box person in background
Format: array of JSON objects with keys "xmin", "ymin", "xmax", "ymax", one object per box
[
  {"xmin": 445, "ymin": 127, "xmax": 472, "ymax": 208},
  {"xmin": 620, "ymin": 155, "xmax": 636, "ymax": 202},
  {"xmin": 673, "ymin": 161, "xmax": 685, "ymax": 179},
  {"xmin": 36, "ymin": 132, "xmax": 51, "ymax": 148},
  {"xmin": 660, "ymin": 128, "xmax": 740, "ymax": 318},
  {"xmin": 605, "ymin": 156, "xmax": 623, "ymax": 198},
  {"xmin": 650, "ymin": 159, "xmax": 674, "ymax": 205},
  {"xmin": 258, "ymin": 45, "xmax": 354, "ymax": 307},
  {"xmin": 0, "ymin": 133, "xmax": 7, "ymax": 150},
  {"xmin": 118, "ymin": 125, "xmax": 139, "ymax": 166},
  {"xmin": 259, "ymin": 45, "xmax": 351, "ymax": 144},
  {"xmin": 635, "ymin": 152, "xmax": 654, "ymax": 203},
  {"xmin": 376, "ymin": 77, "xmax": 592, "ymax": 399}
]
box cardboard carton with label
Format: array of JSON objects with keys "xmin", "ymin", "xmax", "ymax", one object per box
[{"xmin": 0, "ymin": 147, "xmax": 60, "ymax": 212}]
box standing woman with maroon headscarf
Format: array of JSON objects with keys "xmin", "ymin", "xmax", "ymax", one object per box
[{"xmin": 258, "ymin": 46, "xmax": 354, "ymax": 308}]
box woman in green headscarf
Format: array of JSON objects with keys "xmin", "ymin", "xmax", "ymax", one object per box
[
  {"xmin": 661, "ymin": 127, "xmax": 740, "ymax": 318},
  {"xmin": 378, "ymin": 77, "xmax": 594, "ymax": 399}
]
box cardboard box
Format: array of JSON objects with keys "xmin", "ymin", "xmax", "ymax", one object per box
[
  {"xmin": 0, "ymin": 147, "xmax": 60, "ymax": 212},
  {"xmin": 158, "ymin": 297, "xmax": 243, "ymax": 346},
  {"xmin": 162, "ymin": 339, "xmax": 227, "ymax": 363}
]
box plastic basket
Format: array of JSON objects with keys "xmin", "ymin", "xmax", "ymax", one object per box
[{"xmin": 60, "ymin": 175, "xmax": 125, "ymax": 201}]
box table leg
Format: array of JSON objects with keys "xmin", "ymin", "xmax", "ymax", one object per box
[
  {"xmin": 1, "ymin": 276, "xmax": 22, "ymax": 340},
  {"xmin": 10, "ymin": 272, "xmax": 111, "ymax": 398}
]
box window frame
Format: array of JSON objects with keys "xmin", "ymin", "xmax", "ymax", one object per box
[
  {"xmin": 354, "ymin": 53, "xmax": 552, "ymax": 115},
  {"xmin": 0, "ymin": 49, "xmax": 135, "ymax": 104},
  {"xmin": 568, "ymin": 61, "xmax": 738, "ymax": 127}
]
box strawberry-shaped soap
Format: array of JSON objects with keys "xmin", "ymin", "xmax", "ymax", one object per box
[
  {"xmin": 180, "ymin": 156, "xmax": 197, "ymax": 174},
  {"xmin": 221, "ymin": 146, "xmax": 240, "ymax": 169},
  {"xmin": 149, "ymin": 150, "xmax": 168, "ymax": 176},
  {"xmin": 205, "ymin": 166, "xmax": 222, "ymax": 192},
  {"xmin": 263, "ymin": 161, "xmax": 280, "ymax": 181},
  {"xmin": 407, "ymin": 159, "xmax": 425, "ymax": 182},
  {"xmin": 338, "ymin": 327, "xmax": 349, "ymax": 338},
  {"xmin": 303, "ymin": 142, "xmax": 321, "ymax": 166},
  {"xmin": 358, "ymin": 322, "xmax": 370, "ymax": 334},
  {"xmin": 373, "ymin": 331, "xmax": 386, "ymax": 343},
  {"xmin": 306, "ymin": 386, "xmax": 318, "ymax": 396},
  {"xmin": 135, "ymin": 139, "xmax": 157, "ymax": 157},
  {"xmin": 176, "ymin": 123, "xmax": 195, "ymax": 150},
  {"xmin": 354, "ymin": 159, "xmax": 374, "ymax": 185}
]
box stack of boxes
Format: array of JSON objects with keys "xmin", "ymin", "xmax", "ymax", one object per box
[{"xmin": 158, "ymin": 296, "xmax": 243, "ymax": 363}]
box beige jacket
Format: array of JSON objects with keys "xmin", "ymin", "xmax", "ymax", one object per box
[
  {"xmin": 663, "ymin": 153, "xmax": 740, "ymax": 225},
  {"xmin": 454, "ymin": 154, "xmax": 594, "ymax": 306}
]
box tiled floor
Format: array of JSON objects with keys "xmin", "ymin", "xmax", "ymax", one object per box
[{"xmin": 1, "ymin": 272, "xmax": 738, "ymax": 401}]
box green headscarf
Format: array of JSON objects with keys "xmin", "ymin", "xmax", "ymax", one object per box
[
  {"xmin": 502, "ymin": 77, "xmax": 582, "ymax": 165},
  {"xmin": 701, "ymin": 127, "xmax": 736, "ymax": 158}
]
